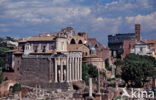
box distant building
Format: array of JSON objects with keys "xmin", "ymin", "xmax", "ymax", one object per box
[
  {"xmin": 108, "ymin": 24, "xmax": 141, "ymax": 57},
  {"xmin": 131, "ymin": 41, "xmax": 152, "ymax": 56},
  {"xmin": 121, "ymin": 40, "xmax": 135, "ymax": 59},
  {"xmin": 5, "ymin": 27, "xmax": 109, "ymax": 89},
  {"xmin": 5, "ymin": 28, "xmax": 84, "ymax": 89},
  {"xmin": 143, "ymin": 40, "xmax": 156, "ymax": 58}
]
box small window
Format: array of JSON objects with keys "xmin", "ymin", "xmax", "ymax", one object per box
[
  {"xmin": 61, "ymin": 42, "xmax": 64, "ymax": 51},
  {"xmin": 94, "ymin": 43, "xmax": 99, "ymax": 48},
  {"xmin": 140, "ymin": 47, "xmax": 143, "ymax": 52},
  {"xmin": 85, "ymin": 52, "xmax": 87, "ymax": 56},
  {"xmin": 34, "ymin": 46, "xmax": 38, "ymax": 52},
  {"xmin": 42, "ymin": 46, "xmax": 46, "ymax": 52}
]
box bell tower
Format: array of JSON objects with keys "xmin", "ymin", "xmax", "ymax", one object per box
[{"xmin": 135, "ymin": 24, "xmax": 141, "ymax": 41}]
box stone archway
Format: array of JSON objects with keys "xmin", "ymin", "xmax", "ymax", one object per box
[
  {"xmin": 70, "ymin": 39, "xmax": 76, "ymax": 44},
  {"xmin": 78, "ymin": 40, "xmax": 83, "ymax": 44}
]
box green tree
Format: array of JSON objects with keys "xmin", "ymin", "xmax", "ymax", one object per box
[
  {"xmin": 0, "ymin": 47, "xmax": 10, "ymax": 57},
  {"xmin": 121, "ymin": 53, "xmax": 156, "ymax": 87},
  {"xmin": 11, "ymin": 83, "xmax": 21, "ymax": 93},
  {"xmin": 82, "ymin": 63, "xmax": 98, "ymax": 85},
  {"xmin": 105, "ymin": 59, "xmax": 111, "ymax": 71}
]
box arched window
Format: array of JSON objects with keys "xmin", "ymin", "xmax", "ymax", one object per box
[
  {"xmin": 94, "ymin": 43, "xmax": 99, "ymax": 48},
  {"xmin": 70, "ymin": 39, "xmax": 76, "ymax": 44},
  {"xmin": 78, "ymin": 40, "xmax": 83, "ymax": 44}
]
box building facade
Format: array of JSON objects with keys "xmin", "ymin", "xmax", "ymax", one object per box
[
  {"xmin": 131, "ymin": 41, "xmax": 152, "ymax": 56},
  {"xmin": 5, "ymin": 28, "xmax": 85, "ymax": 89},
  {"xmin": 5, "ymin": 27, "xmax": 110, "ymax": 89},
  {"xmin": 108, "ymin": 24, "xmax": 141, "ymax": 57}
]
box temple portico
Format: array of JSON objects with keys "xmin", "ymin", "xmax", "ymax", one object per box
[{"xmin": 54, "ymin": 52, "xmax": 82, "ymax": 83}]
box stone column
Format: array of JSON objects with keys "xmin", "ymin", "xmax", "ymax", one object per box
[
  {"xmin": 75, "ymin": 57, "xmax": 77, "ymax": 81},
  {"xmin": 80, "ymin": 58, "xmax": 82, "ymax": 80},
  {"xmin": 46, "ymin": 43, "xmax": 49, "ymax": 52},
  {"xmin": 60, "ymin": 58, "xmax": 63, "ymax": 82},
  {"xmin": 72, "ymin": 57, "xmax": 75, "ymax": 81},
  {"xmin": 31, "ymin": 43, "xmax": 33, "ymax": 52},
  {"xmin": 77, "ymin": 57, "xmax": 79, "ymax": 80},
  {"xmin": 69, "ymin": 58, "xmax": 72, "ymax": 82},
  {"xmin": 97, "ymin": 69, "xmax": 100, "ymax": 94},
  {"xmin": 89, "ymin": 78, "xmax": 93, "ymax": 97},
  {"xmin": 66, "ymin": 57, "xmax": 69, "ymax": 82},
  {"xmin": 38, "ymin": 43, "xmax": 41, "ymax": 52},
  {"xmin": 55, "ymin": 58, "xmax": 58, "ymax": 83}
]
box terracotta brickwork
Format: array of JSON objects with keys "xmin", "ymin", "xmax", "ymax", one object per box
[{"xmin": 122, "ymin": 40, "xmax": 135, "ymax": 59}]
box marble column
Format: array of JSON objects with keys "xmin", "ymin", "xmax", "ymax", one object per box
[
  {"xmin": 77, "ymin": 57, "xmax": 79, "ymax": 80},
  {"xmin": 75, "ymin": 57, "xmax": 77, "ymax": 81},
  {"xmin": 60, "ymin": 58, "xmax": 63, "ymax": 82},
  {"xmin": 66, "ymin": 57, "xmax": 69, "ymax": 82},
  {"xmin": 72, "ymin": 57, "xmax": 75, "ymax": 81},
  {"xmin": 89, "ymin": 78, "xmax": 93, "ymax": 97},
  {"xmin": 80, "ymin": 58, "xmax": 82, "ymax": 80},
  {"xmin": 46, "ymin": 43, "xmax": 49, "ymax": 52},
  {"xmin": 69, "ymin": 58, "xmax": 72, "ymax": 82},
  {"xmin": 55, "ymin": 58, "xmax": 57, "ymax": 83}
]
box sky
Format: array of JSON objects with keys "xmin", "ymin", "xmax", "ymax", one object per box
[{"xmin": 0, "ymin": 0, "xmax": 156, "ymax": 46}]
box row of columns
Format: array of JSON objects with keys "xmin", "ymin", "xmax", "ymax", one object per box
[{"xmin": 54, "ymin": 57, "xmax": 82, "ymax": 83}]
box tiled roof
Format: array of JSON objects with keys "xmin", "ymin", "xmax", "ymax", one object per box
[
  {"xmin": 6, "ymin": 49, "xmax": 23, "ymax": 54},
  {"xmin": 19, "ymin": 36, "xmax": 55, "ymax": 42},
  {"xmin": 27, "ymin": 36, "xmax": 55, "ymax": 41},
  {"xmin": 143, "ymin": 40, "xmax": 156, "ymax": 44}
]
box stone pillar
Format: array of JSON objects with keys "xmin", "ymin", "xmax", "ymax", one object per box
[
  {"xmin": 69, "ymin": 58, "xmax": 71, "ymax": 82},
  {"xmin": 77, "ymin": 57, "xmax": 79, "ymax": 80},
  {"xmin": 111, "ymin": 65, "xmax": 115, "ymax": 78},
  {"xmin": 72, "ymin": 57, "xmax": 75, "ymax": 81},
  {"xmin": 31, "ymin": 43, "xmax": 33, "ymax": 52},
  {"xmin": 60, "ymin": 58, "xmax": 63, "ymax": 82},
  {"xmin": 55, "ymin": 58, "xmax": 58, "ymax": 83},
  {"xmin": 38, "ymin": 43, "xmax": 41, "ymax": 52},
  {"xmin": 97, "ymin": 69, "xmax": 100, "ymax": 94},
  {"xmin": 46, "ymin": 43, "xmax": 49, "ymax": 52},
  {"xmin": 80, "ymin": 58, "xmax": 82, "ymax": 80},
  {"xmin": 89, "ymin": 78, "xmax": 93, "ymax": 98},
  {"xmin": 66, "ymin": 57, "xmax": 69, "ymax": 82},
  {"xmin": 75, "ymin": 57, "xmax": 77, "ymax": 81}
]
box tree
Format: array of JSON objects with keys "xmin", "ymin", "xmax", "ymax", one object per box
[
  {"xmin": 105, "ymin": 59, "xmax": 111, "ymax": 71},
  {"xmin": 82, "ymin": 63, "xmax": 98, "ymax": 85},
  {"xmin": 121, "ymin": 53, "xmax": 156, "ymax": 87},
  {"xmin": 11, "ymin": 83, "xmax": 21, "ymax": 93},
  {"xmin": 0, "ymin": 47, "xmax": 10, "ymax": 57}
]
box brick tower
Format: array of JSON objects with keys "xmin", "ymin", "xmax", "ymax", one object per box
[{"xmin": 135, "ymin": 24, "xmax": 141, "ymax": 41}]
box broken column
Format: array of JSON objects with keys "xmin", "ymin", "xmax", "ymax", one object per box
[
  {"xmin": 111, "ymin": 65, "xmax": 115, "ymax": 78},
  {"xmin": 88, "ymin": 78, "xmax": 94, "ymax": 100},
  {"xmin": 95, "ymin": 69, "xmax": 102, "ymax": 100},
  {"xmin": 97, "ymin": 69, "xmax": 100, "ymax": 94}
]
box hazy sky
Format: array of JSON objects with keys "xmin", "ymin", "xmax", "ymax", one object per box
[{"xmin": 0, "ymin": 0, "xmax": 156, "ymax": 45}]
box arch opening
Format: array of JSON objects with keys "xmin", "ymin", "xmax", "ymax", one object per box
[
  {"xmin": 78, "ymin": 40, "xmax": 83, "ymax": 44},
  {"xmin": 70, "ymin": 39, "xmax": 76, "ymax": 44}
]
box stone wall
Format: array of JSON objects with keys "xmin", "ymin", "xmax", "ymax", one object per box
[{"xmin": 19, "ymin": 57, "xmax": 55, "ymax": 88}]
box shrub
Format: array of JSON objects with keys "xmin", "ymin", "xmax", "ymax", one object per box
[{"xmin": 12, "ymin": 83, "xmax": 21, "ymax": 93}]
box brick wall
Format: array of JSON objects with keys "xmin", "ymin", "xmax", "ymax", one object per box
[
  {"xmin": 19, "ymin": 57, "xmax": 55, "ymax": 88},
  {"xmin": 122, "ymin": 40, "xmax": 135, "ymax": 59}
]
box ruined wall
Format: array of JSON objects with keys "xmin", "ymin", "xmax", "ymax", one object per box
[{"xmin": 19, "ymin": 57, "xmax": 54, "ymax": 88}]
